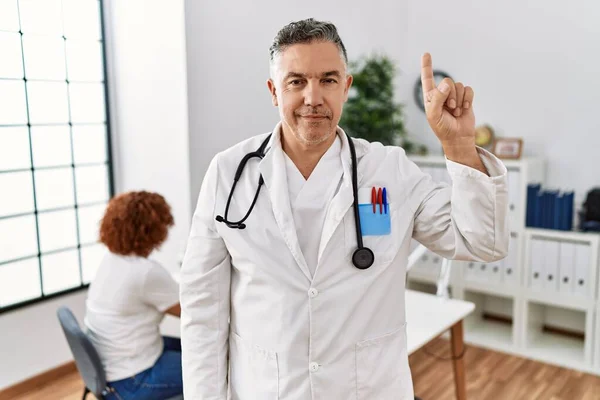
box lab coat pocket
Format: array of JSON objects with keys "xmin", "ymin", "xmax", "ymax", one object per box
[
  {"xmin": 355, "ymin": 324, "xmax": 413, "ymax": 400},
  {"xmin": 344, "ymin": 205, "xmax": 399, "ymax": 266},
  {"xmin": 229, "ymin": 332, "xmax": 279, "ymax": 399}
]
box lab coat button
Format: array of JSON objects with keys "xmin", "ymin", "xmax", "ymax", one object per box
[
  {"xmin": 309, "ymin": 362, "xmax": 319, "ymax": 372},
  {"xmin": 308, "ymin": 288, "xmax": 319, "ymax": 298}
]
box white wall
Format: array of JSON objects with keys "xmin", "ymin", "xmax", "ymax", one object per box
[
  {"xmin": 185, "ymin": 0, "xmax": 600, "ymax": 206},
  {"xmin": 107, "ymin": 0, "xmax": 191, "ymax": 272},
  {"xmin": 0, "ymin": 0, "xmax": 189, "ymax": 389}
]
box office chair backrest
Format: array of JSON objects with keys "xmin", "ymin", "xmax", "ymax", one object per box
[{"xmin": 57, "ymin": 306, "xmax": 108, "ymax": 398}]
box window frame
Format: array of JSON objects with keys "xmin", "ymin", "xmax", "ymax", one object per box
[{"xmin": 0, "ymin": 0, "xmax": 114, "ymax": 314}]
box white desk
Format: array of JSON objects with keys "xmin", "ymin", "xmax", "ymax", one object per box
[{"xmin": 406, "ymin": 290, "xmax": 475, "ymax": 400}]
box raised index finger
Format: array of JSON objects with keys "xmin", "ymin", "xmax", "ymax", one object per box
[{"xmin": 421, "ymin": 52, "xmax": 435, "ymax": 93}]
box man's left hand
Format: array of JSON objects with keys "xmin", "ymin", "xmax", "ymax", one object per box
[
  {"xmin": 420, "ymin": 52, "xmax": 475, "ymax": 146},
  {"xmin": 420, "ymin": 52, "xmax": 487, "ymax": 174}
]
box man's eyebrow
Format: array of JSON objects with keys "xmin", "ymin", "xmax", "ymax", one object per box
[
  {"xmin": 283, "ymin": 71, "xmax": 342, "ymax": 80},
  {"xmin": 322, "ymin": 70, "xmax": 342, "ymax": 78},
  {"xmin": 283, "ymin": 72, "xmax": 307, "ymax": 80}
]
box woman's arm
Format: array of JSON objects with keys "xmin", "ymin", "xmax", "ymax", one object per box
[{"xmin": 165, "ymin": 303, "xmax": 181, "ymax": 317}]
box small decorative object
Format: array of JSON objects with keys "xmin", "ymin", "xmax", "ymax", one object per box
[
  {"xmin": 474, "ymin": 124, "xmax": 494, "ymax": 149},
  {"xmin": 493, "ymin": 138, "xmax": 523, "ymax": 159},
  {"xmin": 413, "ymin": 69, "xmax": 452, "ymax": 113}
]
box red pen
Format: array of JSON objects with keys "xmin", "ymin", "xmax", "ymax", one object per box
[
  {"xmin": 377, "ymin": 187, "xmax": 383, "ymax": 214},
  {"xmin": 371, "ymin": 187, "xmax": 377, "ymax": 213}
]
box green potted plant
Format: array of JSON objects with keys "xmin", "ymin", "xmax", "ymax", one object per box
[{"xmin": 340, "ymin": 54, "xmax": 427, "ymax": 155}]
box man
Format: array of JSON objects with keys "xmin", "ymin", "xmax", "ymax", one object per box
[{"xmin": 180, "ymin": 18, "xmax": 508, "ymax": 399}]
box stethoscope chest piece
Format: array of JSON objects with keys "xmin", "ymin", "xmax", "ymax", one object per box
[{"xmin": 352, "ymin": 247, "xmax": 374, "ymax": 270}]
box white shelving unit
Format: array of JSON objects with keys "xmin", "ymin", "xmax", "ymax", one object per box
[
  {"xmin": 522, "ymin": 228, "xmax": 598, "ymax": 372},
  {"xmin": 461, "ymin": 288, "xmax": 520, "ymax": 355},
  {"xmin": 407, "ymin": 153, "xmax": 600, "ymax": 376}
]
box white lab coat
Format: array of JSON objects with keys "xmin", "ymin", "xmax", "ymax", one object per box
[{"xmin": 180, "ymin": 122, "xmax": 509, "ymax": 400}]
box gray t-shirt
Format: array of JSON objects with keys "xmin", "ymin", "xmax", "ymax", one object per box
[{"xmin": 84, "ymin": 252, "xmax": 179, "ymax": 381}]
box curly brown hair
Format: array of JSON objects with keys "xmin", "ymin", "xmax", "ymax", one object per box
[{"xmin": 99, "ymin": 191, "xmax": 174, "ymax": 258}]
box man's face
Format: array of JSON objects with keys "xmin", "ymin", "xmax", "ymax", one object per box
[{"xmin": 267, "ymin": 41, "xmax": 353, "ymax": 146}]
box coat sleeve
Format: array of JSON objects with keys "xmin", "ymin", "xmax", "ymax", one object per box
[
  {"xmin": 180, "ymin": 154, "xmax": 231, "ymax": 399},
  {"xmin": 407, "ymin": 147, "xmax": 509, "ymax": 262}
]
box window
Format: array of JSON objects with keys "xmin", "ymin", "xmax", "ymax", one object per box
[{"xmin": 0, "ymin": 0, "xmax": 112, "ymax": 313}]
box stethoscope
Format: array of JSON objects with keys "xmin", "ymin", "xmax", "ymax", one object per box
[{"xmin": 216, "ymin": 133, "xmax": 375, "ymax": 269}]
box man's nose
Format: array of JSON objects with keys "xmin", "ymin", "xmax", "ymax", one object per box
[{"xmin": 304, "ymin": 81, "xmax": 324, "ymax": 107}]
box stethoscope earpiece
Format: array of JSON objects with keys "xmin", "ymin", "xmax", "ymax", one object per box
[{"xmin": 216, "ymin": 215, "xmax": 246, "ymax": 230}]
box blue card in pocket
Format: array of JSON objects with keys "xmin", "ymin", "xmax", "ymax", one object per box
[{"xmin": 358, "ymin": 204, "xmax": 391, "ymax": 236}]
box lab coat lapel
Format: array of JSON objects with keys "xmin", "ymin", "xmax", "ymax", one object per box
[
  {"xmin": 259, "ymin": 124, "xmax": 312, "ymax": 281},
  {"xmin": 317, "ymin": 129, "xmax": 365, "ymax": 263}
]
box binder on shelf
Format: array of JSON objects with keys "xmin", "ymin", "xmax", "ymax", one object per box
[
  {"xmin": 541, "ymin": 191, "xmax": 553, "ymax": 229},
  {"xmin": 525, "ymin": 184, "xmax": 575, "ymax": 231},
  {"xmin": 554, "ymin": 194, "xmax": 563, "ymax": 230},
  {"xmin": 563, "ymin": 191, "xmax": 574, "ymax": 231},
  {"xmin": 573, "ymin": 243, "xmax": 590, "ymax": 297},
  {"xmin": 479, "ymin": 262, "xmax": 490, "ymax": 282},
  {"xmin": 551, "ymin": 190, "xmax": 560, "ymax": 229},
  {"xmin": 465, "ymin": 261, "xmax": 477, "ymax": 281},
  {"xmin": 530, "ymin": 238, "xmax": 544, "ymax": 290},
  {"xmin": 534, "ymin": 192, "xmax": 543, "ymax": 228},
  {"xmin": 526, "ymin": 184, "xmax": 539, "ymax": 226},
  {"xmin": 489, "ymin": 260, "xmax": 502, "ymax": 283},
  {"xmin": 558, "ymin": 241, "xmax": 575, "ymax": 294},
  {"xmin": 542, "ymin": 191, "xmax": 548, "ymax": 228},
  {"xmin": 542, "ymin": 239, "xmax": 560, "ymax": 292},
  {"xmin": 503, "ymin": 233, "xmax": 519, "ymax": 285}
]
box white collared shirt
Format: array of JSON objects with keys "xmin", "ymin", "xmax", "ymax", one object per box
[{"xmin": 284, "ymin": 135, "xmax": 343, "ymax": 277}]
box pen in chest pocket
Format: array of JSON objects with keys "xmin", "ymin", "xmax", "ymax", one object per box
[
  {"xmin": 383, "ymin": 187, "xmax": 388, "ymax": 214},
  {"xmin": 371, "ymin": 187, "xmax": 377, "ymax": 213},
  {"xmin": 369, "ymin": 186, "xmax": 389, "ymax": 214}
]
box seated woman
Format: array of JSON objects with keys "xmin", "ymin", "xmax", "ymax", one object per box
[{"xmin": 84, "ymin": 191, "xmax": 183, "ymax": 400}]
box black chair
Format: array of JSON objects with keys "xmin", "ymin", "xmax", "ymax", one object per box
[{"xmin": 57, "ymin": 306, "xmax": 183, "ymax": 400}]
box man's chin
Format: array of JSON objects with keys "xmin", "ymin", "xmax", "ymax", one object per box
[{"xmin": 297, "ymin": 129, "xmax": 333, "ymax": 146}]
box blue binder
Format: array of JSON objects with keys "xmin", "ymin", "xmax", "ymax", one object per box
[
  {"xmin": 526, "ymin": 184, "xmax": 541, "ymax": 227},
  {"xmin": 564, "ymin": 192, "xmax": 574, "ymax": 231},
  {"xmin": 555, "ymin": 194, "xmax": 565, "ymax": 230},
  {"xmin": 547, "ymin": 190, "xmax": 559, "ymax": 229},
  {"xmin": 534, "ymin": 192, "xmax": 543, "ymax": 228}
]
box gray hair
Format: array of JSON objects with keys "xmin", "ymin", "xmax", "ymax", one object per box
[{"xmin": 269, "ymin": 18, "xmax": 348, "ymax": 73}]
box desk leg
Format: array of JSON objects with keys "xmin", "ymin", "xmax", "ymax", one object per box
[{"xmin": 450, "ymin": 320, "xmax": 466, "ymax": 400}]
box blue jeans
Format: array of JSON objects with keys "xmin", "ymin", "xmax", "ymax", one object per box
[{"xmin": 106, "ymin": 336, "xmax": 183, "ymax": 400}]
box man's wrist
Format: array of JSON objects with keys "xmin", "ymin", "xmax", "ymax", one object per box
[
  {"xmin": 441, "ymin": 138, "xmax": 478, "ymax": 163},
  {"xmin": 442, "ymin": 138, "xmax": 489, "ymax": 175}
]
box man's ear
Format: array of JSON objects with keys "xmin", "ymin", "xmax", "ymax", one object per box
[
  {"xmin": 267, "ymin": 79, "xmax": 278, "ymax": 106},
  {"xmin": 343, "ymin": 74, "xmax": 353, "ymax": 102}
]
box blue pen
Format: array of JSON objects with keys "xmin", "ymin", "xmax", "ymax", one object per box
[{"xmin": 382, "ymin": 187, "xmax": 388, "ymax": 214}]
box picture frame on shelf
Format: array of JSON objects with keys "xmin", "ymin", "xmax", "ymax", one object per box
[{"xmin": 493, "ymin": 138, "xmax": 523, "ymax": 159}]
